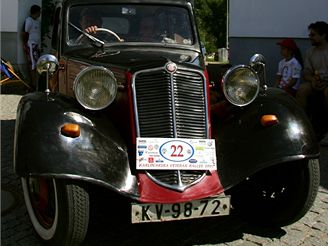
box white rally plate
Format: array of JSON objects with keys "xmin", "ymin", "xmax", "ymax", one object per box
[
  {"xmin": 136, "ymin": 137, "xmax": 217, "ymax": 170},
  {"xmin": 131, "ymin": 195, "xmax": 230, "ymax": 223}
]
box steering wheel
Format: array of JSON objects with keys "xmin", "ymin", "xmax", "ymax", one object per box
[{"xmin": 75, "ymin": 28, "xmax": 122, "ymax": 44}]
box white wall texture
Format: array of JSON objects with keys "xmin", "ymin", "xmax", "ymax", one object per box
[
  {"xmin": 1, "ymin": 0, "xmax": 19, "ymax": 32},
  {"xmin": 229, "ymin": 0, "xmax": 328, "ymax": 38},
  {"xmin": 0, "ymin": 0, "xmax": 42, "ymax": 81},
  {"xmin": 228, "ymin": 0, "xmax": 328, "ymax": 85}
]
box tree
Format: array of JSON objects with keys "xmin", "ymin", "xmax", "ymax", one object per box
[{"xmin": 194, "ymin": 0, "xmax": 227, "ymax": 53}]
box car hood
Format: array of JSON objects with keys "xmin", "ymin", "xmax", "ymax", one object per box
[{"xmin": 65, "ymin": 46, "xmax": 202, "ymax": 71}]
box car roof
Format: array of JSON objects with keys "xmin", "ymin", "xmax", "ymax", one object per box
[{"xmin": 62, "ymin": 0, "xmax": 193, "ymax": 6}]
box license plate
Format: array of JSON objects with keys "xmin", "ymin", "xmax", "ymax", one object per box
[{"xmin": 131, "ymin": 195, "xmax": 230, "ymax": 223}]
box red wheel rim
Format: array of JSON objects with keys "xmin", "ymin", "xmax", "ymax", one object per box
[{"xmin": 27, "ymin": 177, "xmax": 56, "ymax": 229}]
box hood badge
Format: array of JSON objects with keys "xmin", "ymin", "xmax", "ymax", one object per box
[{"xmin": 165, "ymin": 62, "xmax": 177, "ymax": 73}]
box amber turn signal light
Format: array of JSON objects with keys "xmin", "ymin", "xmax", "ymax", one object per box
[
  {"xmin": 260, "ymin": 115, "xmax": 279, "ymax": 127},
  {"xmin": 61, "ymin": 123, "xmax": 80, "ymax": 138}
]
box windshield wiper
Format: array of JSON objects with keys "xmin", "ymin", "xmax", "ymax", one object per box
[{"xmin": 69, "ymin": 22, "xmax": 104, "ymax": 48}]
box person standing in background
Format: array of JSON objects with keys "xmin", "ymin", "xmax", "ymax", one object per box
[
  {"xmin": 275, "ymin": 38, "xmax": 303, "ymax": 97},
  {"xmin": 296, "ymin": 21, "xmax": 328, "ymax": 145},
  {"xmin": 22, "ymin": 5, "xmax": 41, "ymax": 88}
]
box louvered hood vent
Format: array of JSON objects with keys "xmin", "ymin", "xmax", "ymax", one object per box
[{"xmin": 132, "ymin": 62, "xmax": 209, "ymax": 192}]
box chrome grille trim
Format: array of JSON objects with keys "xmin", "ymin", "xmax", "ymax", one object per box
[
  {"xmin": 132, "ymin": 63, "xmax": 209, "ymax": 192},
  {"xmin": 169, "ymin": 70, "xmax": 178, "ymax": 137},
  {"xmin": 145, "ymin": 170, "xmax": 206, "ymax": 192}
]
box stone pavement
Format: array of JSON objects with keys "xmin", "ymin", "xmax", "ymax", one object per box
[{"xmin": 1, "ymin": 93, "xmax": 328, "ymax": 246}]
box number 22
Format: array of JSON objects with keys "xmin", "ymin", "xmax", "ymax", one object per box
[{"xmin": 171, "ymin": 145, "xmax": 184, "ymax": 157}]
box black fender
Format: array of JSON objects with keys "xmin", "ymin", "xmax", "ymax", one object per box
[
  {"xmin": 14, "ymin": 92, "xmax": 138, "ymax": 198},
  {"xmin": 213, "ymin": 88, "xmax": 320, "ymax": 189}
]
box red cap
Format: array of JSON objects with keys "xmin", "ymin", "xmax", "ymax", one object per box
[{"xmin": 277, "ymin": 38, "xmax": 298, "ymax": 51}]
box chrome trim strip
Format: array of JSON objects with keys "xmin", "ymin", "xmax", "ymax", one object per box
[
  {"xmin": 169, "ymin": 65, "xmax": 178, "ymax": 138},
  {"xmin": 64, "ymin": 112, "xmax": 94, "ymax": 126},
  {"xmin": 146, "ymin": 172, "xmax": 206, "ymax": 192}
]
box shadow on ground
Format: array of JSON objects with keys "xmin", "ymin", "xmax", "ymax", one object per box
[
  {"xmin": 0, "ymin": 81, "xmax": 30, "ymax": 95},
  {"xmin": 82, "ymin": 186, "xmax": 287, "ymax": 246}
]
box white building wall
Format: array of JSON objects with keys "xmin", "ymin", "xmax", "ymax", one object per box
[
  {"xmin": 228, "ymin": 0, "xmax": 328, "ymax": 85},
  {"xmin": 229, "ymin": 0, "xmax": 328, "ymax": 38},
  {"xmin": 1, "ymin": 0, "xmax": 19, "ymax": 32},
  {"xmin": 0, "ymin": 0, "xmax": 42, "ymax": 80}
]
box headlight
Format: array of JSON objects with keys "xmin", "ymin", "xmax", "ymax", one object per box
[
  {"xmin": 74, "ymin": 66, "xmax": 117, "ymax": 110},
  {"xmin": 222, "ymin": 65, "xmax": 260, "ymax": 106}
]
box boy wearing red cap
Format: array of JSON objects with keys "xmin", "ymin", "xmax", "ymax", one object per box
[{"xmin": 275, "ymin": 38, "xmax": 303, "ymax": 96}]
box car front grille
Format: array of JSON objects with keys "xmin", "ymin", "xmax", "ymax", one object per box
[{"xmin": 132, "ymin": 64, "xmax": 208, "ymax": 191}]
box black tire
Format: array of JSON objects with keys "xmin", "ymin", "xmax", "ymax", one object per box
[
  {"xmin": 21, "ymin": 176, "xmax": 90, "ymax": 245},
  {"xmin": 228, "ymin": 159, "xmax": 320, "ymax": 226},
  {"xmin": 307, "ymin": 94, "xmax": 328, "ymax": 140}
]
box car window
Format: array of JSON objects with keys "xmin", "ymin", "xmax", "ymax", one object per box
[
  {"xmin": 102, "ymin": 17, "xmax": 129, "ymax": 34},
  {"xmin": 67, "ymin": 4, "xmax": 194, "ymax": 46}
]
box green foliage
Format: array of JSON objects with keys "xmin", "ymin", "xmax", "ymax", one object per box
[
  {"xmin": 41, "ymin": 0, "xmax": 56, "ymax": 48},
  {"xmin": 194, "ymin": 0, "xmax": 227, "ymax": 53}
]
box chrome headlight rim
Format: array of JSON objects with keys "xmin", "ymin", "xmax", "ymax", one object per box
[
  {"xmin": 222, "ymin": 65, "xmax": 260, "ymax": 107},
  {"xmin": 73, "ymin": 66, "xmax": 117, "ymax": 110}
]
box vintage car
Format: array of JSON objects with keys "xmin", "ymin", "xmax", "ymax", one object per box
[{"xmin": 14, "ymin": 0, "xmax": 320, "ymax": 245}]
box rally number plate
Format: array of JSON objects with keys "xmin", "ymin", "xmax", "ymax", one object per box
[
  {"xmin": 136, "ymin": 137, "xmax": 217, "ymax": 170},
  {"xmin": 131, "ymin": 195, "xmax": 230, "ymax": 223}
]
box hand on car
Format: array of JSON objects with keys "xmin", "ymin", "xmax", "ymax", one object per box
[{"xmin": 85, "ymin": 25, "xmax": 98, "ymax": 34}]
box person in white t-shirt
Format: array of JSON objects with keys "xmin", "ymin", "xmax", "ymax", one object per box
[
  {"xmin": 22, "ymin": 5, "xmax": 41, "ymax": 87},
  {"xmin": 275, "ymin": 38, "xmax": 303, "ymax": 97}
]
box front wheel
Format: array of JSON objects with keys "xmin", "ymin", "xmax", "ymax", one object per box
[
  {"xmin": 228, "ymin": 159, "xmax": 320, "ymax": 226},
  {"xmin": 21, "ymin": 177, "xmax": 90, "ymax": 245}
]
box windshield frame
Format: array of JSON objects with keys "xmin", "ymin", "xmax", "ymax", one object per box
[{"xmin": 62, "ymin": 2, "xmax": 200, "ymax": 52}]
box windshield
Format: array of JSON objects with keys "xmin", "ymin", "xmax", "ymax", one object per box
[{"xmin": 67, "ymin": 4, "xmax": 194, "ymax": 46}]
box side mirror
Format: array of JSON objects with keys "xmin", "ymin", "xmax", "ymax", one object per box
[
  {"xmin": 249, "ymin": 53, "xmax": 265, "ymax": 66},
  {"xmin": 249, "ymin": 53, "xmax": 267, "ymax": 90},
  {"xmin": 36, "ymin": 55, "xmax": 59, "ymax": 93}
]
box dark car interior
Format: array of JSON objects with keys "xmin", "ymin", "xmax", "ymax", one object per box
[{"xmin": 67, "ymin": 4, "xmax": 194, "ymax": 45}]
